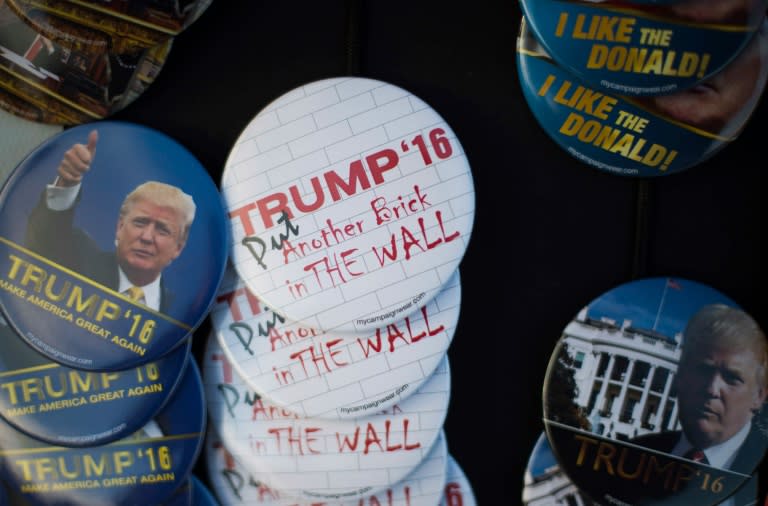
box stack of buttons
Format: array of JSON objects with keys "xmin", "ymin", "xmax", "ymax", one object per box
[
  {"xmin": 204, "ymin": 77, "xmax": 478, "ymax": 504},
  {"xmin": 516, "ymin": 0, "xmax": 768, "ymax": 177},
  {"xmin": 0, "ymin": 120, "xmax": 228, "ymax": 504}
]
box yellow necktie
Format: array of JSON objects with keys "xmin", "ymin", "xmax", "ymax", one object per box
[{"xmin": 125, "ymin": 285, "xmax": 144, "ymax": 302}]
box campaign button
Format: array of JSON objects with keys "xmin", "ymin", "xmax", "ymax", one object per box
[
  {"xmin": 5, "ymin": 0, "xmax": 213, "ymax": 54},
  {"xmin": 0, "ymin": 314, "xmax": 190, "ymax": 446},
  {"xmin": 0, "ymin": 121, "xmax": 228, "ymax": 371},
  {"xmin": 542, "ymin": 277, "xmax": 765, "ymax": 505},
  {"xmin": 190, "ymin": 475, "xmax": 217, "ymax": 506},
  {"xmin": 221, "ymin": 77, "xmax": 475, "ymax": 333},
  {"xmin": 211, "ymin": 263, "xmax": 460, "ymax": 419},
  {"xmin": 522, "ymin": 431, "xmax": 591, "ymax": 505},
  {"xmin": 0, "ymin": 359, "xmax": 206, "ymax": 505},
  {"xmin": 0, "ymin": 110, "xmax": 61, "ymax": 181},
  {"xmin": 0, "ymin": 3, "xmax": 173, "ymax": 125},
  {"xmin": 204, "ymin": 423, "xmax": 449, "ymax": 505},
  {"xmin": 442, "ymin": 454, "xmax": 477, "ymax": 506},
  {"xmin": 203, "ymin": 332, "xmax": 451, "ymax": 501},
  {"xmin": 517, "ymin": 16, "xmax": 768, "ymax": 177},
  {"xmin": 162, "ymin": 479, "xmax": 193, "ymax": 506},
  {"xmin": 520, "ymin": 0, "xmax": 768, "ymax": 95}
]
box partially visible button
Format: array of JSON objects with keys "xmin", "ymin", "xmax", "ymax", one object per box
[
  {"xmin": 5, "ymin": 0, "xmax": 212, "ymax": 54},
  {"xmin": 0, "ymin": 121, "xmax": 228, "ymax": 370},
  {"xmin": 0, "ymin": 109, "xmax": 61, "ymax": 180},
  {"xmin": 517, "ymin": 16, "xmax": 768, "ymax": 177},
  {"xmin": 541, "ymin": 277, "xmax": 764, "ymax": 506},
  {"xmin": 0, "ymin": 4, "xmax": 173, "ymax": 125},
  {"xmin": 203, "ymin": 332, "xmax": 451, "ymax": 501},
  {"xmin": 0, "ymin": 314, "xmax": 191, "ymax": 446},
  {"xmin": 0, "ymin": 359, "xmax": 206, "ymax": 505},
  {"xmin": 442, "ymin": 454, "xmax": 477, "ymax": 506},
  {"xmin": 211, "ymin": 263, "xmax": 461, "ymax": 419},
  {"xmin": 204, "ymin": 424, "xmax": 449, "ymax": 505},
  {"xmin": 520, "ymin": 0, "xmax": 768, "ymax": 95}
]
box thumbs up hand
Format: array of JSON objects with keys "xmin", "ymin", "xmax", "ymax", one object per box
[{"xmin": 56, "ymin": 130, "xmax": 98, "ymax": 187}]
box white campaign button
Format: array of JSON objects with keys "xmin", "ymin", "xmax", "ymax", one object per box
[
  {"xmin": 211, "ymin": 263, "xmax": 460, "ymax": 419},
  {"xmin": 442, "ymin": 455, "xmax": 477, "ymax": 506},
  {"xmin": 203, "ymin": 332, "xmax": 451, "ymax": 501},
  {"xmin": 221, "ymin": 77, "xmax": 475, "ymax": 333},
  {"xmin": 205, "ymin": 425, "xmax": 448, "ymax": 505}
]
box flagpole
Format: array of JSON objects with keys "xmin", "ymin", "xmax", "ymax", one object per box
[{"xmin": 652, "ymin": 279, "xmax": 670, "ymax": 331}]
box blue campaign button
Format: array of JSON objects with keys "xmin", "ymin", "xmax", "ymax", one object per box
[
  {"xmin": 0, "ymin": 358, "xmax": 206, "ymax": 506},
  {"xmin": 517, "ymin": 17, "xmax": 768, "ymax": 177},
  {"xmin": 190, "ymin": 475, "xmax": 218, "ymax": 506},
  {"xmin": 162, "ymin": 479, "xmax": 193, "ymax": 506},
  {"xmin": 541, "ymin": 277, "xmax": 765, "ymax": 506},
  {"xmin": 520, "ymin": 0, "xmax": 767, "ymax": 96},
  {"xmin": 0, "ymin": 315, "xmax": 190, "ymax": 447},
  {"xmin": 0, "ymin": 121, "xmax": 228, "ymax": 371}
]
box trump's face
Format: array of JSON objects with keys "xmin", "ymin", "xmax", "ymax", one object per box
[
  {"xmin": 646, "ymin": 30, "xmax": 763, "ymax": 135},
  {"xmin": 675, "ymin": 344, "xmax": 766, "ymax": 449},
  {"xmin": 115, "ymin": 198, "xmax": 185, "ymax": 285}
]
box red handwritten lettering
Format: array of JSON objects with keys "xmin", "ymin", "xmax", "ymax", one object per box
[{"xmin": 268, "ymin": 426, "xmax": 322, "ymax": 456}]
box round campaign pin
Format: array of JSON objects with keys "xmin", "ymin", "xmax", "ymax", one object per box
[
  {"xmin": 211, "ymin": 261, "xmax": 461, "ymax": 419},
  {"xmin": 0, "ymin": 314, "xmax": 190, "ymax": 447},
  {"xmin": 6, "ymin": 0, "xmax": 213, "ymax": 55},
  {"xmin": 0, "ymin": 110, "xmax": 61, "ymax": 183},
  {"xmin": 542, "ymin": 277, "xmax": 767, "ymax": 505},
  {"xmin": 163, "ymin": 479, "xmax": 193, "ymax": 506},
  {"xmin": 203, "ymin": 332, "xmax": 451, "ymax": 501},
  {"xmin": 520, "ymin": 0, "xmax": 768, "ymax": 96},
  {"xmin": 0, "ymin": 359, "xmax": 205, "ymax": 506},
  {"xmin": 190, "ymin": 475, "xmax": 218, "ymax": 506},
  {"xmin": 517, "ymin": 16, "xmax": 768, "ymax": 177},
  {"xmin": 442, "ymin": 455, "xmax": 477, "ymax": 506},
  {"xmin": 0, "ymin": 121, "xmax": 228, "ymax": 371},
  {"xmin": 0, "ymin": 3, "xmax": 173, "ymax": 125},
  {"xmin": 204, "ymin": 423, "xmax": 448, "ymax": 506},
  {"xmin": 522, "ymin": 431, "xmax": 593, "ymax": 505},
  {"xmin": 221, "ymin": 77, "xmax": 475, "ymax": 333}
]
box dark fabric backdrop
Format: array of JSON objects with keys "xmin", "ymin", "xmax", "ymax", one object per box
[{"xmin": 107, "ymin": 2, "xmax": 768, "ymax": 503}]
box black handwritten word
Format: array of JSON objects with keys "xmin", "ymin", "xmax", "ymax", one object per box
[{"xmin": 241, "ymin": 212, "xmax": 299, "ymax": 270}]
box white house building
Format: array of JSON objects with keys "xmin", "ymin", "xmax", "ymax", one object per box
[{"xmin": 562, "ymin": 306, "xmax": 682, "ymax": 441}]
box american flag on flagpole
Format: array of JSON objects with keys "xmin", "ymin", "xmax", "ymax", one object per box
[
  {"xmin": 653, "ymin": 278, "xmax": 681, "ymax": 330},
  {"xmin": 667, "ymin": 278, "xmax": 682, "ymax": 290}
]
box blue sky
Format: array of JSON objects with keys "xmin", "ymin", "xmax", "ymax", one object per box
[
  {"xmin": 527, "ymin": 432, "xmax": 557, "ymax": 478},
  {"xmin": 585, "ymin": 278, "xmax": 738, "ymax": 338}
]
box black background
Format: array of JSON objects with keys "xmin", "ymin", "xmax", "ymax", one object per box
[{"xmin": 94, "ymin": 1, "xmax": 767, "ymax": 504}]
